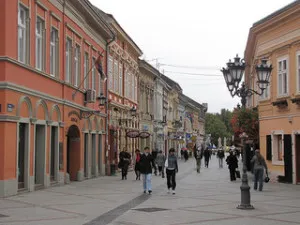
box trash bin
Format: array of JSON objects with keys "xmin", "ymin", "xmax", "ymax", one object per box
[{"xmin": 110, "ymin": 164, "xmax": 116, "ymax": 176}]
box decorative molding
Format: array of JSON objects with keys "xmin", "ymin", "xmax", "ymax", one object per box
[
  {"xmin": 59, "ymin": 122, "xmax": 65, "ymax": 127},
  {"xmin": 30, "ymin": 118, "xmax": 37, "ymax": 124},
  {"xmin": 35, "ymin": 0, "xmax": 48, "ymax": 11},
  {"xmin": 65, "ymin": 22, "xmax": 82, "ymax": 39},
  {"xmin": 291, "ymin": 97, "xmax": 300, "ymax": 105},
  {"xmin": 50, "ymin": 10, "xmax": 61, "ymax": 22},
  {"xmin": 46, "ymin": 120, "xmax": 53, "ymax": 125},
  {"xmin": 0, "ymin": 115, "xmax": 20, "ymax": 122},
  {"xmin": 272, "ymin": 99, "xmax": 288, "ymax": 108}
]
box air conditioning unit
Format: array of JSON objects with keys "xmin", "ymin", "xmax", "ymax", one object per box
[{"xmin": 85, "ymin": 89, "xmax": 96, "ymax": 103}]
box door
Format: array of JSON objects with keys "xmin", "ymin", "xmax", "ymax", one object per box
[
  {"xmin": 284, "ymin": 134, "xmax": 293, "ymax": 183},
  {"xmin": 296, "ymin": 134, "xmax": 300, "ymax": 183},
  {"xmin": 98, "ymin": 134, "xmax": 102, "ymax": 175},
  {"xmin": 91, "ymin": 134, "xmax": 96, "ymax": 177},
  {"xmin": 18, "ymin": 123, "xmax": 28, "ymax": 189},
  {"xmin": 50, "ymin": 126, "xmax": 58, "ymax": 182},
  {"xmin": 35, "ymin": 125, "xmax": 46, "ymax": 186},
  {"xmin": 84, "ymin": 133, "xmax": 89, "ymax": 178}
]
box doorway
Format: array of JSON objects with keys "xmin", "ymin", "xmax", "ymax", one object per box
[
  {"xmin": 18, "ymin": 123, "xmax": 29, "ymax": 190},
  {"xmin": 98, "ymin": 134, "xmax": 102, "ymax": 175},
  {"xmin": 284, "ymin": 134, "xmax": 293, "ymax": 183},
  {"xmin": 35, "ymin": 125, "xmax": 46, "ymax": 187},
  {"xmin": 66, "ymin": 125, "xmax": 80, "ymax": 181},
  {"xmin": 50, "ymin": 126, "xmax": 58, "ymax": 182},
  {"xmin": 295, "ymin": 134, "xmax": 300, "ymax": 183},
  {"xmin": 84, "ymin": 133, "xmax": 89, "ymax": 178},
  {"xmin": 91, "ymin": 134, "xmax": 96, "ymax": 177}
]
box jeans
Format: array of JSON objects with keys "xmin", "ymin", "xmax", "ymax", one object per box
[
  {"xmin": 218, "ymin": 158, "xmax": 223, "ymax": 168},
  {"xmin": 254, "ymin": 168, "xmax": 264, "ymax": 191},
  {"xmin": 166, "ymin": 169, "xmax": 176, "ymax": 190},
  {"xmin": 196, "ymin": 158, "xmax": 201, "ymax": 173},
  {"xmin": 142, "ymin": 173, "xmax": 152, "ymax": 191},
  {"xmin": 121, "ymin": 164, "xmax": 129, "ymax": 179}
]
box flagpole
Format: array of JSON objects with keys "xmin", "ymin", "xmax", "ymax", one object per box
[{"xmin": 72, "ymin": 50, "xmax": 105, "ymax": 100}]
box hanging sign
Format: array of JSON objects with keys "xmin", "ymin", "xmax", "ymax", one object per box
[
  {"xmin": 139, "ymin": 131, "xmax": 151, "ymax": 139},
  {"xmin": 126, "ymin": 130, "xmax": 140, "ymax": 138}
]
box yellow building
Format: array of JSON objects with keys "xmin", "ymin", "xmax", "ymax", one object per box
[{"xmin": 245, "ymin": 1, "xmax": 300, "ymax": 184}]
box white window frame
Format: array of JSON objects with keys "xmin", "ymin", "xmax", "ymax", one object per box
[
  {"xmin": 50, "ymin": 27, "xmax": 58, "ymax": 77},
  {"xmin": 134, "ymin": 76, "xmax": 137, "ymax": 102},
  {"xmin": 18, "ymin": 5, "xmax": 28, "ymax": 63},
  {"xmin": 84, "ymin": 52, "xmax": 89, "ymax": 89},
  {"xmin": 92, "ymin": 57, "xmax": 96, "ymax": 91},
  {"xmin": 114, "ymin": 59, "xmax": 119, "ymax": 93},
  {"xmin": 74, "ymin": 45, "xmax": 80, "ymax": 87},
  {"xmin": 296, "ymin": 51, "xmax": 300, "ymax": 93},
  {"xmin": 131, "ymin": 74, "xmax": 135, "ymax": 101},
  {"xmin": 108, "ymin": 56, "xmax": 113, "ymax": 90},
  {"xmin": 271, "ymin": 131, "xmax": 284, "ymax": 166},
  {"xmin": 65, "ymin": 38, "xmax": 72, "ymax": 83},
  {"xmin": 119, "ymin": 63, "xmax": 123, "ymax": 96},
  {"xmin": 277, "ymin": 56, "xmax": 289, "ymax": 97},
  {"xmin": 35, "ymin": 17, "xmax": 44, "ymax": 71}
]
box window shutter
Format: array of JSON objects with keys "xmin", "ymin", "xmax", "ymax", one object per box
[{"xmin": 266, "ymin": 135, "xmax": 272, "ymax": 161}]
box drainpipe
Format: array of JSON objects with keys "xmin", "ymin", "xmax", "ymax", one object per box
[{"xmin": 105, "ymin": 36, "xmax": 115, "ymax": 176}]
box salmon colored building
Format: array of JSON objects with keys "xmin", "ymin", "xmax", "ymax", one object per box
[
  {"xmin": 245, "ymin": 1, "xmax": 300, "ymax": 184},
  {"xmin": 0, "ymin": 0, "xmax": 114, "ymax": 197}
]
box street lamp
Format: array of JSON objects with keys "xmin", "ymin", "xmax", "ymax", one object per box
[
  {"xmin": 130, "ymin": 106, "xmax": 137, "ymax": 117},
  {"xmin": 221, "ymin": 54, "xmax": 272, "ymax": 210},
  {"xmin": 221, "ymin": 55, "xmax": 273, "ymax": 108}
]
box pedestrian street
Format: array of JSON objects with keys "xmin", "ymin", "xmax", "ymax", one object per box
[{"xmin": 1, "ymin": 155, "xmax": 300, "ymax": 225}]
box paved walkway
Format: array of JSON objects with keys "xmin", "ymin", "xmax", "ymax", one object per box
[{"xmin": 1, "ymin": 156, "xmax": 300, "ymax": 225}]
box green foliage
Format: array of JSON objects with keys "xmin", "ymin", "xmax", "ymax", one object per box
[
  {"xmin": 205, "ymin": 112, "xmax": 232, "ymax": 146},
  {"xmin": 216, "ymin": 109, "xmax": 233, "ymax": 134}
]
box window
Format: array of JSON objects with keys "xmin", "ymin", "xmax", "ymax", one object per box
[
  {"xmin": 297, "ymin": 52, "xmax": 300, "ymax": 92},
  {"xmin": 114, "ymin": 60, "xmax": 119, "ymax": 93},
  {"xmin": 74, "ymin": 45, "xmax": 80, "ymax": 87},
  {"xmin": 36, "ymin": 17, "xmax": 44, "ymax": 71},
  {"xmin": 124, "ymin": 69, "xmax": 128, "ymax": 97},
  {"xmin": 92, "ymin": 57, "xmax": 96, "ymax": 91},
  {"xmin": 134, "ymin": 76, "xmax": 137, "ymax": 102},
  {"xmin": 84, "ymin": 52, "xmax": 89, "ymax": 89},
  {"xmin": 18, "ymin": 5, "xmax": 28, "ymax": 63},
  {"xmin": 278, "ymin": 58, "xmax": 288, "ymax": 96},
  {"xmin": 272, "ymin": 133, "xmax": 283, "ymax": 164},
  {"xmin": 108, "ymin": 56, "xmax": 113, "ymax": 90},
  {"xmin": 50, "ymin": 28, "xmax": 58, "ymax": 77},
  {"xmin": 65, "ymin": 38, "xmax": 72, "ymax": 82},
  {"xmin": 132, "ymin": 75, "xmax": 135, "ymax": 101},
  {"xmin": 119, "ymin": 63, "xmax": 123, "ymax": 96},
  {"xmin": 128, "ymin": 73, "xmax": 132, "ymax": 99}
]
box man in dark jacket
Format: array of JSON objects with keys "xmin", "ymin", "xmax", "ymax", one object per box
[
  {"xmin": 226, "ymin": 151, "xmax": 238, "ymax": 181},
  {"xmin": 204, "ymin": 148, "xmax": 210, "ymax": 168},
  {"xmin": 119, "ymin": 148, "xmax": 131, "ymax": 180},
  {"xmin": 139, "ymin": 147, "xmax": 156, "ymax": 194}
]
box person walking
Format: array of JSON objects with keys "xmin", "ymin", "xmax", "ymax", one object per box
[
  {"xmin": 203, "ymin": 147, "xmax": 210, "ymax": 168},
  {"xmin": 139, "ymin": 147, "xmax": 156, "ymax": 194},
  {"xmin": 183, "ymin": 150, "xmax": 189, "ymax": 161},
  {"xmin": 156, "ymin": 150, "xmax": 165, "ymax": 178},
  {"xmin": 226, "ymin": 151, "xmax": 238, "ymax": 181},
  {"xmin": 119, "ymin": 148, "xmax": 131, "ymax": 180},
  {"xmin": 133, "ymin": 149, "xmax": 141, "ymax": 180},
  {"xmin": 251, "ymin": 149, "xmax": 268, "ymax": 191},
  {"xmin": 165, "ymin": 148, "xmax": 178, "ymax": 194},
  {"xmin": 217, "ymin": 148, "xmax": 225, "ymax": 168},
  {"xmin": 194, "ymin": 146, "xmax": 203, "ymax": 173}
]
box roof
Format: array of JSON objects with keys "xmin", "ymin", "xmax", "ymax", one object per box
[
  {"xmin": 160, "ymin": 74, "xmax": 182, "ymax": 92},
  {"xmin": 253, "ymin": 0, "xmax": 300, "ymax": 26},
  {"xmin": 138, "ymin": 59, "xmax": 160, "ymax": 78},
  {"xmin": 91, "ymin": 4, "xmax": 143, "ymax": 56}
]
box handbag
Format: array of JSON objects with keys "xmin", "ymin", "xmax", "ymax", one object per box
[{"xmin": 264, "ymin": 172, "xmax": 270, "ymax": 183}]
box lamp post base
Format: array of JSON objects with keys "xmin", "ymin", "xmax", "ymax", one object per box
[{"xmin": 237, "ymin": 171, "xmax": 255, "ymax": 210}]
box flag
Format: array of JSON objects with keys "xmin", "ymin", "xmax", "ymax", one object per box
[{"xmin": 95, "ymin": 56, "xmax": 106, "ymax": 81}]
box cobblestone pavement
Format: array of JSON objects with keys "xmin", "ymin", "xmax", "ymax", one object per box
[{"xmin": 1, "ymin": 156, "xmax": 300, "ymax": 225}]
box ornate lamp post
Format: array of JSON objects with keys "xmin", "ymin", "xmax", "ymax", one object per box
[{"xmin": 221, "ymin": 54, "xmax": 272, "ymax": 210}]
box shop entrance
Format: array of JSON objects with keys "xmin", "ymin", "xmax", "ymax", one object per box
[
  {"xmin": 98, "ymin": 134, "xmax": 102, "ymax": 175},
  {"xmin": 18, "ymin": 123, "xmax": 29, "ymax": 190},
  {"xmin": 50, "ymin": 126, "xmax": 59, "ymax": 182},
  {"xmin": 91, "ymin": 134, "xmax": 96, "ymax": 177},
  {"xmin": 295, "ymin": 134, "xmax": 300, "ymax": 183},
  {"xmin": 66, "ymin": 125, "xmax": 81, "ymax": 181},
  {"xmin": 34, "ymin": 125, "xmax": 46, "ymax": 187}
]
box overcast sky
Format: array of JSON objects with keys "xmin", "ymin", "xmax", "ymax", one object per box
[{"xmin": 90, "ymin": 0, "xmax": 294, "ymax": 113}]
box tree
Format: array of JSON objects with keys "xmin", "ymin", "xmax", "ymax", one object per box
[
  {"xmin": 230, "ymin": 108, "xmax": 259, "ymax": 145},
  {"xmin": 205, "ymin": 113, "xmax": 231, "ymax": 146},
  {"xmin": 217, "ymin": 108, "xmax": 233, "ymax": 134}
]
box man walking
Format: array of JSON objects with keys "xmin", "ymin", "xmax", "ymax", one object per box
[
  {"xmin": 203, "ymin": 147, "xmax": 210, "ymax": 168},
  {"xmin": 139, "ymin": 147, "xmax": 156, "ymax": 194},
  {"xmin": 165, "ymin": 148, "xmax": 178, "ymax": 194},
  {"xmin": 194, "ymin": 146, "xmax": 203, "ymax": 173},
  {"xmin": 119, "ymin": 148, "xmax": 131, "ymax": 180},
  {"xmin": 217, "ymin": 148, "xmax": 225, "ymax": 168},
  {"xmin": 251, "ymin": 149, "xmax": 268, "ymax": 191}
]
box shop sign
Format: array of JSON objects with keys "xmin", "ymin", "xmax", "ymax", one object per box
[
  {"xmin": 7, "ymin": 103, "xmax": 15, "ymax": 112},
  {"xmin": 126, "ymin": 130, "xmax": 140, "ymax": 138},
  {"xmin": 139, "ymin": 131, "xmax": 151, "ymax": 139}
]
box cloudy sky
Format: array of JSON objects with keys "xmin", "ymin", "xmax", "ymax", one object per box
[{"xmin": 90, "ymin": 0, "xmax": 294, "ymax": 113}]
